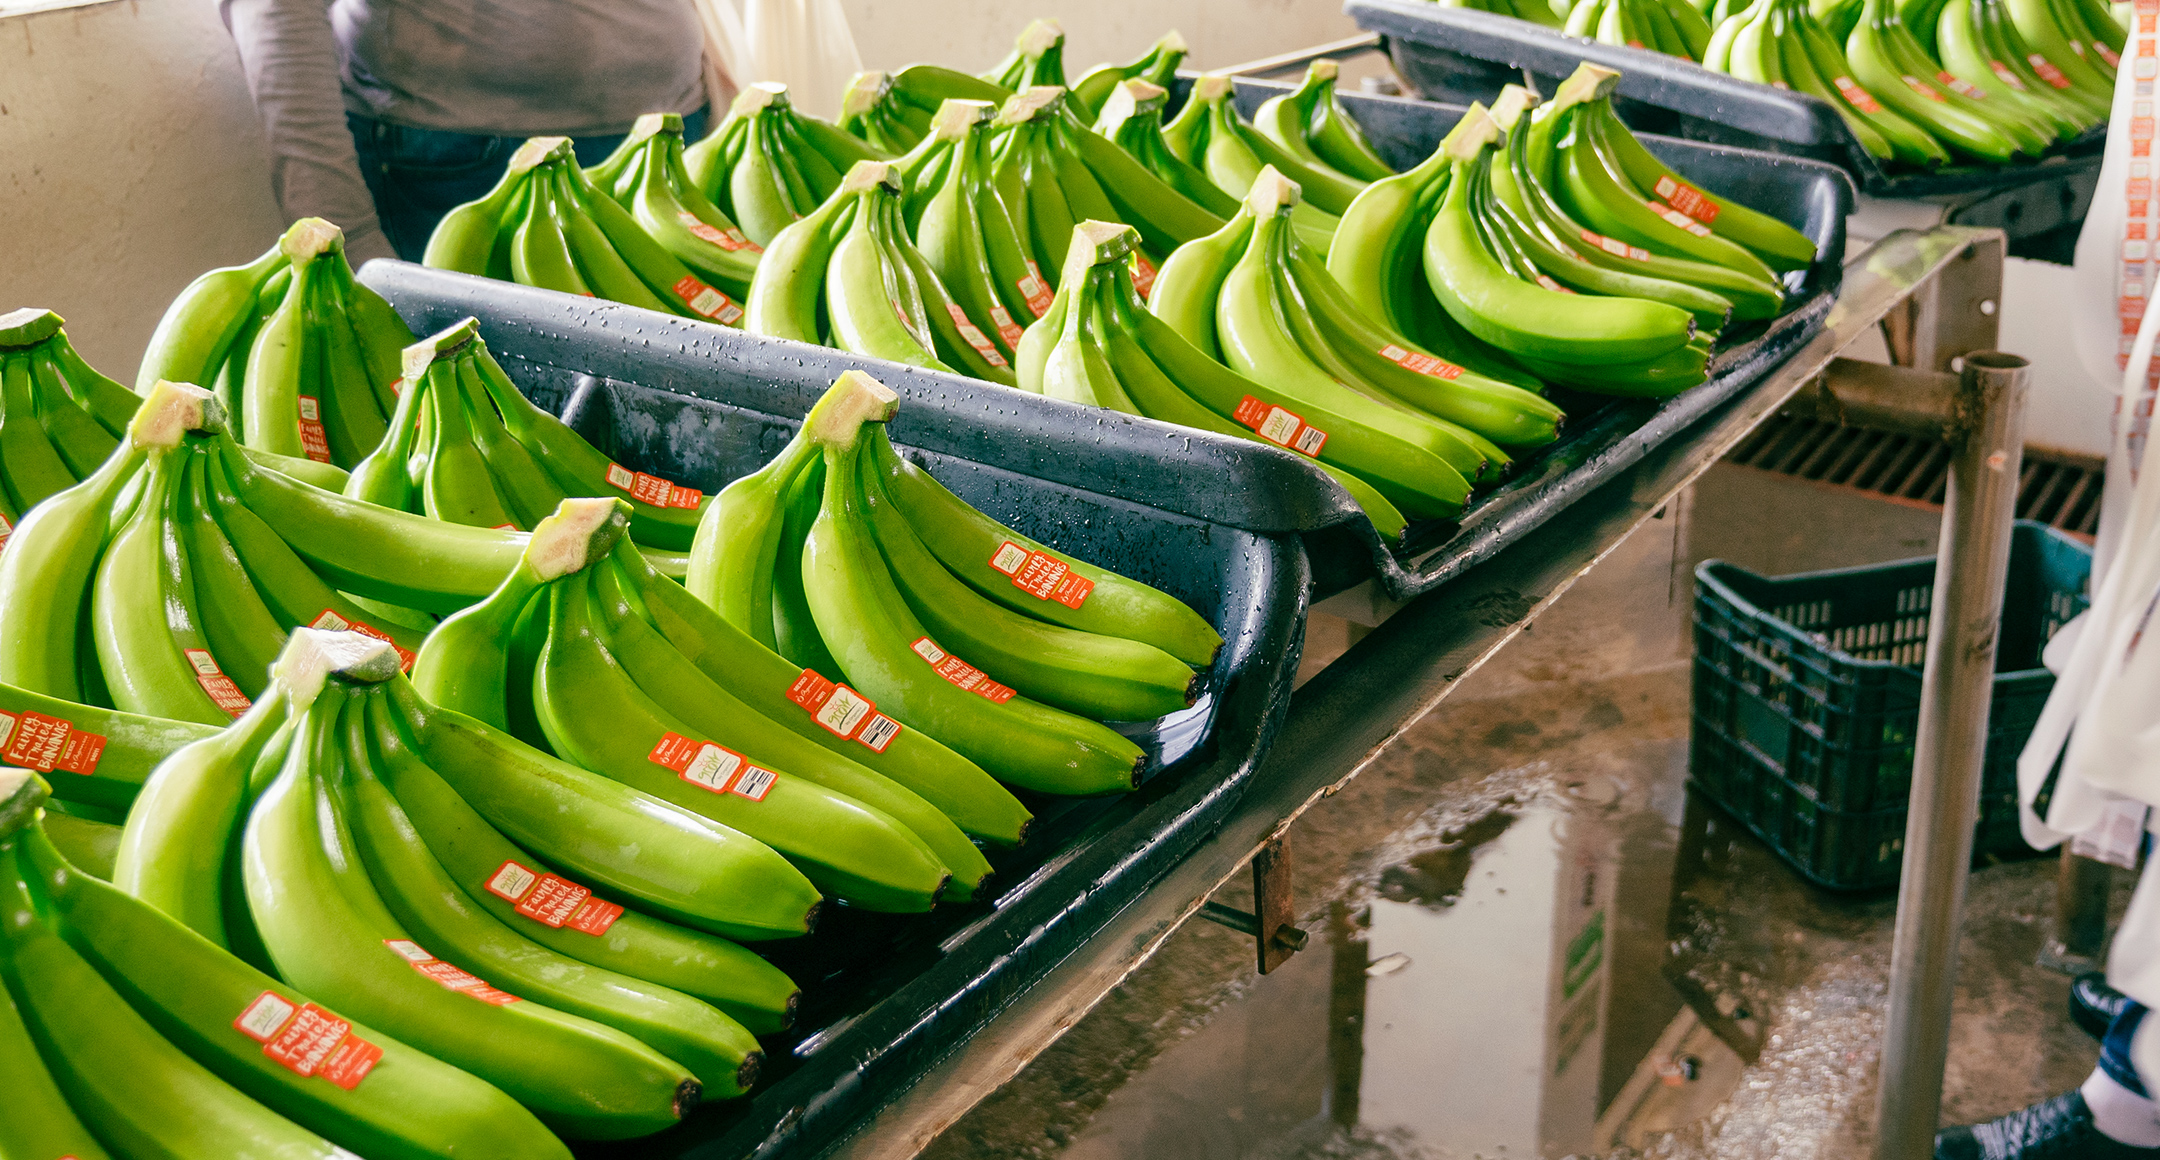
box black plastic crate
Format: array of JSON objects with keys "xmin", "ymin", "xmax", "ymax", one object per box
[
  {"xmin": 1688, "ymin": 521, "xmax": 2091, "ymax": 890},
  {"xmin": 1348, "ymin": 0, "xmax": 2107, "ymax": 207}
]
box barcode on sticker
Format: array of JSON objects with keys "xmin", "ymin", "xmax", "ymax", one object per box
[
  {"xmin": 184, "ymin": 650, "xmax": 251, "ymax": 718},
  {"xmin": 1644, "ymin": 201, "xmax": 1715, "ymax": 237},
  {"xmin": 309, "ymin": 610, "xmax": 416, "ymax": 671},
  {"xmin": 0, "ymin": 709, "xmax": 106, "ymax": 775},
  {"xmin": 987, "ymin": 540, "xmax": 1095, "ymax": 608},
  {"xmin": 1833, "ymin": 76, "xmax": 1886, "ymax": 114},
  {"xmin": 649, "ymin": 731, "xmax": 777, "ymax": 802},
  {"xmin": 1378, "ymin": 344, "xmax": 1465, "ymax": 380},
  {"xmin": 234, "ymin": 992, "xmax": 381, "ymax": 1090},
  {"xmin": 1018, "ymin": 262, "xmax": 1053, "ymax": 315},
  {"xmin": 947, "ymin": 304, "xmax": 1009, "ymax": 367},
  {"xmin": 911, "ymin": 638, "xmax": 1017, "ymax": 703},
  {"xmin": 2029, "ymin": 53, "xmax": 2073, "ymax": 88},
  {"xmin": 1652, "ymin": 175, "xmax": 1720, "ymax": 224},
  {"xmin": 484, "ymin": 860, "xmax": 622, "ymax": 935},
  {"xmin": 1580, "ymin": 228, "xmax": 1651, "ymax": 261},
  {"xmin": 785, "ymin": 670, "xmax": 878, "ymax": 740},
  {"xmin": 384, "ymin": 941, "xmax": 519, "ymax": 1004},
  {"xmin": 673, "ymin": 275, "xmax": 743, "ymax": 324},
  {"xmin": 1232, "ymin": 395, "xmax": 1328, "ymax": 458},
  {"xmin": 988, "ymin": 304, "xmax": 1025, "ymax": 348},
  {"xmin": 677, "ymin": 211, "xmax": 761, "ymax": 252},
  {"xmin": 297, "ymin": 396, "xmax": 332, "ymax": 463},
  {"xmin": 858, "ymin": 713, "xmax": 901, "ymax": 752},
  {"xmin": 1129, "ymin": 253, "xmax": 1158, "ymax": 298},
  {"xmin": 604, "ymin": 462, "xmax": 703, "ymax": 509}
]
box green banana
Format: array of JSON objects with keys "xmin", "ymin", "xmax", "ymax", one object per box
[
  {"xmin": 1070, "ymin": 29, "xmax": 1188, "ymax": 119},
  {"xmin": 981, "ymin": 18, "xmax": 1068, "ymax": 89},
  {"xmin": 138, "ymin": 242, "xmax": 289, "ymax": 393}
]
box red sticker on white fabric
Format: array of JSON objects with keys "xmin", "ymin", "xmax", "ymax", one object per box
[
  {"xmin": 1232, "ymin": 395, "xmax": 1328, "ymax": 458},
  {"xmin": 296, "ymin": 396, "xmax": 332, "ymax": 463},
  {"xmin": 383, "ymin": 940, "xmax": 519, "ymax": 1004},
  {"xmin": 946, "ymin": 304, "xmax": 1010, "ymax": 368},
  {"xmin": 1378, "ymin": 344, "xmax": 1466, "ymax": 380},
  {"xmin": 0, "ymin": 710, "xmax": 106, "ymax": 775},
  {"xmin": 988, "ymin": 304, "xmax": 1025, "ymax": 349},
  {"xmin": 604, "ymin": 463, "xmax": 702, "ymax": 509},
  {"xmin": 183, "ymin": 650, "xmax": 251, "ymax": 718},
  {"xmin": 648, "ymin": 731, "xmax": 777, "ymax": 802},
  {"xmin": 308, "ymin": 610, "xmax": 415, "ymax": 672},
  {"xmin": 1833, "ymin": 76, "xmax": 1886, "ymax": 114},
  {"xmin": 483, "ymin": 860, "xmax": 622, "ymax": 935},
  {"xmin": 676, "ymin": 211, "xmax": 762, "ymax": 252},
  {"xmin": 233, "ymin": 992, "xmax": 381, "ymax": 1090},
  {"xmin": 1652, "ymin": 175, "xmax": 1721, "ymax": 224},
  {"xmin": 1018, "ymin": 262, "xmax": 1054, "ymax": 316},
  {"xmin": 672, "ymin": 275, "xmax": 744, "ymax": 324},
  {"xmin": 910, "ymin": 638, "xmax": 1017, "ymax": 703},
  {"xmin": 987, "ymin": 540, "xmax": 1096, "ymax": 608}
]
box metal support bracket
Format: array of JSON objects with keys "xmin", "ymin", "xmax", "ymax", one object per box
[{"xmin": 1198, "ymin": 834, "xmax": 1308, "ymax": 973}]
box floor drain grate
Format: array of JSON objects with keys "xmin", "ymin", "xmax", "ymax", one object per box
[{"xmin": 1724, "ymin": 415, "xmax": 2103, "ymax": 538}]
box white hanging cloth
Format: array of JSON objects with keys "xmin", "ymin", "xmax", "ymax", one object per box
[
  {"xmin": 742, "ymin": 0, "xmax": 864, "ymax": 120},
  {"xmin": 686, "ymin": 0, "xmax": 753, "ymax": 116}
]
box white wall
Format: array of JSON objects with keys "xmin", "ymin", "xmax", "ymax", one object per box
[{"xmin": 0, "ymin": 0, "xmax": 285, "ymax": 384}]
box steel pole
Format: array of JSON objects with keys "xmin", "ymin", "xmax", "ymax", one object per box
[{"xmin": 1874, "ymin": 351, "xmax": 2032, "ymax": 1160}]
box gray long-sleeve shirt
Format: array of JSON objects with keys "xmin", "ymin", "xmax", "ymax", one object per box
[{"xmin": 220, "ymin": 0, "xmax": 706, "ymax": 263}]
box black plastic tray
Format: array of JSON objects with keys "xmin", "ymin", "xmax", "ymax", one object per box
[
  {"xmin": 1348, "ymin": 0, "xmax": 2107, "ymax": 201},
  {"xmin": 364, "ymin": 261, "xmax": 1310, "ymax": 1159}
]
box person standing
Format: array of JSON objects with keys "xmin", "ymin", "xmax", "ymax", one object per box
[{"xmin": 218, "ymin": 0, "xmax": 719, "ymax": 265}]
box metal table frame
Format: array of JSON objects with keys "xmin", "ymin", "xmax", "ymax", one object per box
[{"xmin": 830, "ymin": 226, "xmax": 2013, "ymax": 1159}]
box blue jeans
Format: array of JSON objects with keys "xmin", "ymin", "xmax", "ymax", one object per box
[
  {"xmin": 348, "ymin": 108, "xmax": 710, "ymax": 262},
  {"xmin": 2103, "ymin": 1001, "xmax": 2150, "ymax": 1096}
]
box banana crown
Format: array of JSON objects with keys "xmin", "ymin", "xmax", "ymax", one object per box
[
  {"xmin": 507, "ymin": 136, "xmax": 572, "ymax": 177},
  {"xmin": 1488, "ymin": 84, "xmax": 1539, "ymax": 131},
  {"xmin": 0, "ymin": 307, "xmax": 62, "ymax": 348},
  {"xmin": 1244, "ymin": 166, "xmax": 1304, "ymax": 214},
  {"xmin": 1189, "ymin": 74, "xmax": 1233, "ymax": 105},
  {"xmin": 403, "ymin": 317, "xmax": 482, "ymax": 384},
  {"xmin": 930, "ymin": 98, "xmax": 996, "ymax": 141},
  {"xmin": 1552, "ymin": 63, "xmax": 1623, "ymax": 113},
  {"xmin": 280, "ymin": 217, "xmax": 344, "ymax": 261},
  {"xmin": 0, "ymin": 768, "xmax": 48, "ymax": 839},
  {"xmin": 1304, "ymin": 58, "xmax": 1342, "ymax": 86},
  {"xmin": 1016, "ymin": 17, "xmax": 1065, "ymax": 56},
  {"xmin": 275, "ymin": 627, "xmax": 403, "ymax": 701},
  {"xmin": 996, "ymin": 85, "xmax": 1067, "ymax": 126},
  {"xmin": 1061, "ymin": 220, "xmax": 1141, "ymax": 284},
  {"xmin": 841, "ymin": 71, "xmax": 893, "ymax": 119},
  {"xmin": 809, "ymin": 371, "xmax": 900, "ymax": 447},
  {"xmin": 130, "ymin": 380, "xmax": 224, "ymax": 447},
  {"xmin": 526, "ymin": 497, "xmax": 632, "ymax": 580},
  {"xmin": 839, "ymin": 159, "xmax": 904, "ymax": 196},
  {"xmin": 1445, "ymin": 107, "xmax": 1502, "ymax": 161},
  {"xmin": 624, "ymin": 111, "xmax": 684, "ymax": 148},
  {"xmin": 1097, "ymin": 79, "xmax": 1170, "ymax": 133},
  {"xmin": 732, "ymin": 82, "xmax": 789, "ymax": 119}
]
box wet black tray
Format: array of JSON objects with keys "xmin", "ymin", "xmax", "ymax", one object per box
[
  {"xmin": 363, "ymin": 262, "xmax": 1310, "ymax": 1160},
  {"xmin": 1347, "ymin": 0, "xmax": 2107, "ymax": 202}
]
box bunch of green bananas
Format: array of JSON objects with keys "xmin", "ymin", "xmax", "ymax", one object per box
[
  {"xmin": 1067, "ymin": 29, "xmax": 1190, "ymax": 120},
  {"xmin": 980, "ymin": 17, "xmax": 1071, "ymax": 91},
  {"xmin": 1709, "ymin": 0, "xmax": 1955, "ymax": 163},
  {"xmin": 584, "ymin": 112, "xmax": 762, "ymax": 302},
  {"xmin": 345, "ymin": 320, "xmax": 708, "ymax": 562},
  {"xmin": 107, "ymin": 628, "xmax": 804, "ymax": 1140},
  {"xmin": 888, "ymin": 100, "xmax": 1051, "ymax": 367},
  {"xmin": 839, "ymin": 65, "xmax": 1012, "ymax": 155},
  {"xmin": 0, "ymin": 380, "xmax": 531, "ymax": 722},
  {"xmin": 989, "ymin": 84, "xmax": 1230, "ymax": 297},
  {"xmin": 1018, "ymin": 219, "xmax": 1412, "ymax": 537},
  {"xmin": 1900, "ymin": 0, "xmax": 2120, "ymax": 76},
  {"xmin": 0, "ymin": 309, "xmax": 140, "ymax": 525},
  {"xmin": 682, "ymin": 83, "xmax": 887, "ymax": 248},
  {"xmin": 1566, "ymin": 0, "xmax": 1717, "ymax": 56},
  {"xmin": 744, "ymin": 160, "xmax": 1019, "ymax": 383},
  {"xmin": 1253, "ymin": 60, "xmax": 1403, "ymax": 184},
  {"xmin": 424, "ymin": 138, "xmax": 746, "ymax": 324},
  {"xmin": 140, "ymin": 219, "xmax": 416, "ymax": 472},
  {"xmin": 1430, "ymin": 0, "xmax": 1570, "ymax": 31},
  {"xmin": 0, "ymin": 768, "xmax": 580, "ymax": 1160},
  {"xmin": 689, "ymin": 371, "xmax": 1223, "ymax": 798},
  {"xmin": 420, "ymin": 493, "xmax": 1003, "ymax": 910},
  {"xmin": 1163, "ymin": 74, "xmax": 1364, "ymax": 247},
  {"xmin": 1095, "ymin": 80, "xmax": 1245, "ymax": 220}
]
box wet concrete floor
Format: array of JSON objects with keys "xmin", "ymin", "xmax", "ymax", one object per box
[{"xmin": 925, "ymin": 463, "xmax": 2130, "ymax": 1160}]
